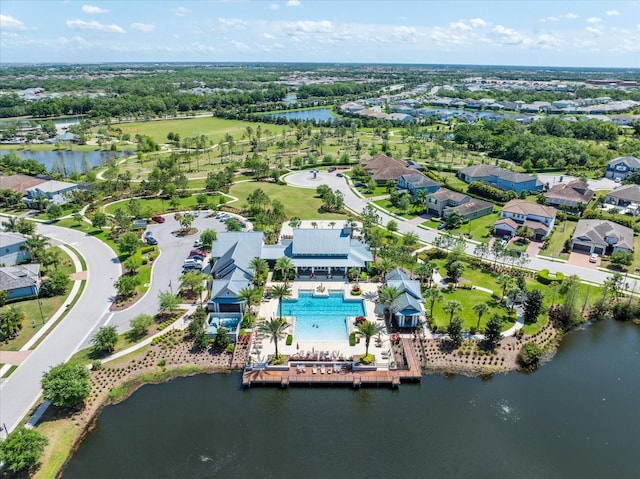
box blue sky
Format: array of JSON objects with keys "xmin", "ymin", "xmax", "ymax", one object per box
[{"xmin": 1, "ymin": 1, "xmax": 639, "ymax": 67}]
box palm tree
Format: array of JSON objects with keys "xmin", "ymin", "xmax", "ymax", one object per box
[
  {"xmin": 355, "ymin": 320, "xmax": 381, "ymax": 357},
  {"xmin": 257, "ymin": 317, "xmax": 289, "ymax": 360},
  {"xmin": 496, "ymin": 274, "xmax": 514, "ymax": 299},
  {"xmin": 377, "ymin": 257, "xmax": 395, "ymax": 275},
  {"xmin": 403, "ymin": 232, "xmax": 419, "ymax": 248},
  {"xmin": 23, "ymin": 234, "xmax": 50, "ymax": 263},
  {"xmin": 416, "ymin": 261, "xmax": 436, "ymax": 287},
  {"xmin": 506, "ymin": 287, "xmax": 521, "ymax": 313},
  {"xmin": 237, "ymin": 286, "xmax": 262, "ymax": 316},
  {"xmin": 379, "ymin": 285, "xmax": 402, "ymax": 321},
  {"xmin": 423, "ymin": 287, "xmax": 442, "ymax": 318},
  {"xmin": 443, "ymin": 300, "xmax": 463, "ymax": 324},
  {"xmin": 249, "ymin": 257, "xmax": 269, "ymax": 286},
  {"xmin": 270, "ymin": 283, "xmax": 292, "ymax": 319},
  {"xmin": 472, "ymin": 302, "xmax": 490, "ymax": 331},
  {"xmin": 275, "ymin": 256, "xmax": 294, "ymax": 284},
  {"xmin": 348, "ymin": 267, "xmax": 360, "ymax": 282}
]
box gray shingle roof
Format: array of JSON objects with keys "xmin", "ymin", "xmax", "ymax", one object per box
[
  {"xmin": 606, "ymin": 184, "xmax": 640, "ymax": 203},
  {"xmin": 545, "ymin": 180, "xmax": 594, "ymax": 204},
  {"xmin": 0, "ymin": 232, "xmax": 27, "ymax": 249},
  {"xmin": 460, "ymin": 164, "xmax": 539, "ymax": 185},
  {"xmin": 398, "ymin": 173, "xmax": 440, "ymax": 189},
  {"xmin": 0, "ymin": 264, "xmax": 39, "ymax": 292},
  {"xmin": 572, "ymin": 219, "xmax": 634, "ymax": 251},
  {"xmin": 608, "ymin": 156, "xmax": 640, "ymax": 169}
]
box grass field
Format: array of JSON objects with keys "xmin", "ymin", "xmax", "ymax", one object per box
[
  {"xmin": 103, "ymin": 194, "xmax": 225, "ymax": 216},
  {"xmin": 429, "ymin": 287, "xmax": 508, "ymax": 332},
  {"xmin": 544, "ymin": 220, "xmax": 577, "ymax": 259},
  {"xmin": 228, "ymin": 181, "xmax": 347, "ymax": 221},
  {"xmin": 446, "ymin": 211, "xmax": 499, "ymax": 242}
]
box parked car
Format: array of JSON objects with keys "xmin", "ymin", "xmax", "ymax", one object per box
[
  {"xmin": 328, "ymin": 166, "xmax": 336, "ymax": 172},
  {"xmin": 589, "ymin": 253, "xmax": 598, "ymax": 263},
  {"xmin": 183, "ymin": 258, "xmax": 203, "ymax": 270},
  {"xmin": 151, "ymin": 214, "xmax": 165, "ymax": 223},
  {"xmin": 144, "ymin": 230, "xmax": 153, "ymax": 237},
  {"xmin": 193, "ymin": 239, "xmax": 203, "ymax": 248},
  {"xmin": 145, "ymin": 236, "xmax": 158, "ymax": 245},
  {"xmin": 336, "ymin": 173, "xmax": 343, "ymax": 177},
  {"xmin": 437, "ymin": 223, "xmax": 446, "ymax": 230},
  {"xmin": 190, "ymin": 249, "xmax": 206, "ymax": 258},
  {"xmin": 499, "ymin": 239, "xmax": 508, "ymax": 247}
]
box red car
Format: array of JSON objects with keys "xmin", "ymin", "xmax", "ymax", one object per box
[
  {"xmin": 190, "ymin": 249, "xmax": 206, "ymax": 258},
  {"xmin": 151, "ymin": 214, "xmax": 166, "ymax": 223}
]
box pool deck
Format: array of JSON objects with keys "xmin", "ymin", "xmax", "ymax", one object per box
[{"xmin": 243, "ymin": 338, "xmax": 421, "ymax": 389}]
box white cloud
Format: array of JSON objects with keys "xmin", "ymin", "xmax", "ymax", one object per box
[
  {"xmin": 174, "ymin": 7, "xmax": 188, "ymax": 17},
  {"xmin": 218, "ymin": 18, "xmax": 246, "ymax": 29},
  {"xmin": 284, "ymin": 20, "xmax": 333, "ymax": 34},
  {"xmin": 81, "ymin": 4, "xmax": 108, "ymax": 14},
  {"xmin": 0, "ymin": 14, "xmax": 25, "ymax": 30},
  {"xmin": 540, "ymin": 16, "xmax": 559, "ymax": 23},
  {"xmin": 562, "ymin": 13, "xmax": 579, "ymax": 19},
  {"xmin": 231, "ymin": 40, "xmax": 249, "ymax": 51},
  {"xmin": 586, "ymin": 26, "xmax": 602, "ymax": 36},
  {"xmin": 287, "ymin": 0, "xmax": 301, "ymax": 6},
  {"xmin": 58, "ymin": 35, "xmax": 92, "ymax": 47},
  {"xmin": 262, "ymin": 33, "xmax": 276, "ymax": 40},
  {"xmin": 66, "ymin": 19, "xmax": 125, "ymax": 33},
  {"xmin": 131, "ymin": 22, "xmax": 155, "ymax": 32},
  {"xmin": 586, "ymin": 17, "xmax": 602, "ymax": 23},
  {"xmin": 269, "ymin": 3, "xmax": 280, "ymax": 10},
  {"xmin": 469, "ymin": 18, "xmax": 487, "ymax": 28},
  {"xmin": 450, "ymin": 21, "xmax": 471, "ymax": 31},
  {"xmin": 606, "ymin": 10, "xmax": 620, "ymax": 16}
]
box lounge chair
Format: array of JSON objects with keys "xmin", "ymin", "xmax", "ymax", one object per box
[
  {"xmin": 334, "ymin": 364, "xmax": 341, "ymax": 373},
  {"xmin": 300, "ymin": 365, "xmax": 306, "ymax": 373},
  {"xmin": 320, "ymin": 366, "xmax": 326, "ymax": 374},
  {"xmin": 327, "ymin": 367, "xmax": 333, "ymax": 374},
  {"xmin": 312, "ymin": 366, "xmax": 317, "ymax": 374}
]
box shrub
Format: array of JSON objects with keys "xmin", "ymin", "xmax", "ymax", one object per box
[
  {"xmin": 537, "ymin": 269, "xmax": 564, "ymax": 285},
  {"xmin": 158, "ymin": 359, "xmax": 166, "ymax": 367},
  {"xmin": 91, "ymin": 360, "xmax": 103, "ymax": 371},
  {"xmin": 350, "ymin": 285, "xmax": 362, "ymax": 296},
  {"xmin": 360, "ymin": 353, "xmax": 374, "ymax": 365},
  {"xmin": 286, "ymin": 334, "xmax": 293, "ymax": 346},
  {"xmin": 225, "ymin": 343, "xmax": 235, "ymax": 354},
  {"xmin": 349, "ymin": 332, "xmax": 356, "ymax": 346},
  {"xmin": 355, "ymin": 315, "xmax": 366, "ymax": 325},
  {"xmin": 0, "ymin": 427, "xmax": 48, "ymax": 473},
  {"xmin": 518, "ymin": 342, "xmax": 543, "ymax": 368}
]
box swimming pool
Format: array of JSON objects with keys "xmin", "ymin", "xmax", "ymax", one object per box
[
  {"xmin": 207, "ymin": 315, "xmax": 241, "ymax": 338},
  {"xmin": 283, "ymin": 290, "xmax": 365, "ymax": 341}
]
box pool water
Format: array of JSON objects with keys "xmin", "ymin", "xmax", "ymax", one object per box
[
  {"xmin": 283, "ymin": 291, "xmax": 364, "ymax": 341},
  {"xmin": 207, "ymin": 316, "xmax": 240, "ymax": 337}
]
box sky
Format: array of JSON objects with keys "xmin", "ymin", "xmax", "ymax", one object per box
[{"xmin": 1, "ymin": 1, "xmax": 639, "ymax": 67}]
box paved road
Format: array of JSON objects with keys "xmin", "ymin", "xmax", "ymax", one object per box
[
  {"xmin": 0, "ymin": 224, "xmax": 119, "ymax": 437},
  {"xmin": 285, "ymin": 170, "xmax": 633, "ymax": 289}
]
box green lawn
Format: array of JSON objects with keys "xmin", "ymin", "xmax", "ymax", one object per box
[
  {"xmin": 54, "ymin": 218, "xmax": 119, "ymax": 256},
  {"xmin": 372, "ymin": 199, "xmax": 416, "ymax": 220},
  {"xmin": 543, "ymin": 220, "xmax": 577, "ymax": 259},
  {"xmin": 103, "ymin": 194, "xmax": 225, "ymax": 216},
  {"xmin": 429, "ymin": 287, "xmax": 509, "ymax": 332},
  {"xmin": 0, "ymin": 295, "xmax": 67, "ymax": 351},
  {"xmin": 229, "ymin": 181, "xmax": 347, "ymax": 220},
  {"xmin": 446, "ymin": 212, "xmax": 499, "ymax": 242}
]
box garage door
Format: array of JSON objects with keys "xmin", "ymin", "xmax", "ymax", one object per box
[
  {"xmin": 572, "ymin": 243, "xmax": 591, "ymax": 253},
  {"xmin": 495, "ymin": 228, "xmax": 511, "ymax": 238}
]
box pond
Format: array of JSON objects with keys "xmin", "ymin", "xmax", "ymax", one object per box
[
  {"xmin": 0, "ymin": 149, "xmax": 125, "ymax": 176},
  {"xmin": 265, "ymin": 108, "xmax": 337, "ymax": 123},
  {"xmin": 61, "ymin": 320, "xmax": 640, "ymax": 479}
]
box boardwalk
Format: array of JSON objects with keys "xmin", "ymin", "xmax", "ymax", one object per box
[{"xmin": 242, "ymin": 339, "xmax": 421, "ymax": 388}]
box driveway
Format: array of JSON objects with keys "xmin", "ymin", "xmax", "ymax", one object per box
[
  {"xmin": 568, "ymin": 251, "xmax": 599, "ymax": 269},
  {"xmin": 537, "ymin": 173, "xmax": 617, "ymax": 191}
]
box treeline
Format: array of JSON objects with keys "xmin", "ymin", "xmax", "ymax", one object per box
[
  {"xmin": 453, "ymin": 119, "xmax": 615, "ymax": 169},
  {"xmin": 297, "ymin": 82, "xmax": 379, "ymax": 99}
]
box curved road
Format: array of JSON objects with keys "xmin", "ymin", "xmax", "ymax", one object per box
[{"xmin": 285, "ymin": 170, "xmax": 633, "ymax": 289}]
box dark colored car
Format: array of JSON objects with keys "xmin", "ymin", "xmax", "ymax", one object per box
[
  {"xmin": 190, "ymin": 249, "xmax": 206, "ymax": 258},
  {"xmin": 151, "ymin": 214, "xmax": 166, "ymax": 223},
  {"xmin": 437, "ymin": 223, "xmax": 447, "ymax": 230},
  {"xmin": 328, "ymin": 166, "xmax": 336, "ymax": 172},
  {"xmin": 336, "ymin": 173, "xmax": 343, "ymax": 177},
  {"xmin": 145, "ymin": 236, "xmax": 158, "ymax": 245}
]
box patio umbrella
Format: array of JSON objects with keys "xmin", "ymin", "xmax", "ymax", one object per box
[{"xmin": 296, "ymin": 343, "xmax": 299, "ymax": 350}]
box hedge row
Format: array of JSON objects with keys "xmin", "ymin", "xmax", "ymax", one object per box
[{"xmin": 537, "ymin": 269, "xmax": 564, "ymax": 284}]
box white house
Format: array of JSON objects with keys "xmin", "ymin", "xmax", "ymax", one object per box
[
  {"xmin": 24, "ymin": 179, "xmax": 78, "ymax": 207},
  {"xmin": 494, "ymin": 200, "xmax": 557, "ymax": 241}
]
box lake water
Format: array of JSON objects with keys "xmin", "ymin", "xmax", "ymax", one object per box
[
  {"xmin": 0, "ymin": 149, "xmax": 124, "ymax": 175},
  {"xmin": 266, "ymin": 108, "xmax": 336, "ymax": 123},
  {"xmin": 61, "ymin": 320, "xmax": 640, "ymax": 479}
]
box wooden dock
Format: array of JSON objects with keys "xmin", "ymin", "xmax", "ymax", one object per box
[{"xmin": 242, "ymin": 339, "xmax": 421, "ymax": 389}]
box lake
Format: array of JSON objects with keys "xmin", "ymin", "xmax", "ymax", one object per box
[
  {"xmin": 61, "ymin": 320, "xmax": 640, "ymax": 479},
  {"xmin": 266, "ymin": 108, "xmax": 336, "ymax": 123},
  {"xmin": 0, "ymin": 149, "xmax": 124, "ymax": 175}
]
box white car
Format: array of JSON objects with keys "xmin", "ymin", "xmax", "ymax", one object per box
[
  {"xmin": 193, "ymin": 239, "xmax": 203, "ymax": 248},
  {"xmin": 589, "ymin": 253, "xmax": 598, "ymax": 263},
  {"xmin": 183, "ymin": 258, "xmax": 203, "ymax": 270}
]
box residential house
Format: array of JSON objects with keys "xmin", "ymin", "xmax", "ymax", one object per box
[
  {"xmin": 360, "ymin": 153, "xmax": 415, "ymax": 183},
  {"xmin": 396, "ymin": 173, "xmax": 440, "ymax": 197},
  {"xmin": 0, "ymin": 174, "xmax": 47, "ymax": 195},
  {"xmin": 24, "ymin": 179, "xmax": 78, "ymax": 207},
  {"xmin": 570, "ymin": 220, "xmax": 634, "ymax": 255},
  {"xmin": 605, "ymin": 156, "xmax": 640, "ymax": 180},
  {"xmin": 386, "ymin": 113, "xmax": 414, "ymax": 123},
  {"xmin": 0, "ymin": 263, "xmax": 39, "ymax": 300},
  {"xmin": 425, "ymin": 189, "xmax": 494, "ymax": 220},
  {"xmin": 544, "ymin": 180, "xmax": 594, "ymax": 212},
  {"xmin": 0, "ymin": 232, "xmax": 30, "ymax": 266},
  {"xmin": 384, "ymin": 268, "xmax": 424, "ymax": 328},
  {"xmin": 494, "ymin": 200, "xmax": 557, "ymax": 240},
  {"xmin": 457, "ymin": 164, "xmax": 544, "ymax": 194},
  {"xmin": 605, "ymin": 184, "xmax": 640, "ymax": 215}
]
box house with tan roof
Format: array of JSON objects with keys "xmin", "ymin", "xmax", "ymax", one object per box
[
  {"xmin": 544, "ymin": 180, "xmax": 594, "ymax": 212},
  {"xmin": 360, "ymin": 153, "xmax": 415, "ymax": 183},
  {"xmin": 425, "ymin": 188, "xmax": 494, "ymax": 220},
  {"xmin": 494, "ymin": 199, "xmax": 557, "ymax": 240},
  {"xmin": 0, "ymin": 174, "xmax": 47, "ymax": 194},
  {"xmin": 571, "ymin": 219, "xmax": 634, "ymax": 256}
]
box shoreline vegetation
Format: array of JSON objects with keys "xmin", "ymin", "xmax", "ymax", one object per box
[{"xmin": 24, "ymin": 317, "xmax": 567, "ymax": 479}]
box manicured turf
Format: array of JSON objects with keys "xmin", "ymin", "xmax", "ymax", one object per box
[
  {"xmin": 103, "ymin": 194, "xmax": 224, "ymax": 216},
  {"xmin": 229, "ymin": 181, "xmax": 347, "ymax": 220}
]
